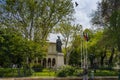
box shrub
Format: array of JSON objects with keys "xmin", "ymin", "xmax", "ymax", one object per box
[
  {"xmin": 56, "ymin": 65, "xmax": 75, "ymax": 77},
  {"xmin": 99, "ymin": 66, "xmax": 113, "ymax": 70},
  {"xmin": 32, "ymin": 64, "xmax": 43, "ymax": 72},
  {"xmin": 94, "ymin": 70, "xmax": 118, "ymax": 76},
  {"xmin": 0, "ymin": 68, "xmax": 34, "ymax": 77},
  {"xmin": 73, "ymin": 69, "xmax": 83, "ymax": 76},
  {"xmin": 0, "ymin": 68, "xmax": 12, "ymax": 77}
]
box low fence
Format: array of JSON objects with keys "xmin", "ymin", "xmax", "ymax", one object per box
[{"xmin": 0, "ymin": 77, "xmax": 118, "ymax": 80}]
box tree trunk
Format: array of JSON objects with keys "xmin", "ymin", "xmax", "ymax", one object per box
[
  {"xmin": 89, "ymin": 54, "xmax": 95, "ymax": 68},
  {"xmin": 65, "ymin": 49, "xmax": 73, "ymax": 65},
  {"xmin": 65, "ymin": 37, "xmax": 69, "ymax": 65},
  {"xmin": 29, "ymin": 19, "xmax": 34, "ymax": 40},
  {"xmin": 90, "ymin": 59, "xmax": 94, "ymax": 68},
  {"xmin": 118, "ymin": 41, "xmax": 120, "ymax": 52},
  {"xmin": 108, "ymin": 48, "xmax": 115, "ymax": 66},
  {"xmin": 100, "ymin": 51, "xmax": 106, "ymax": 66}
]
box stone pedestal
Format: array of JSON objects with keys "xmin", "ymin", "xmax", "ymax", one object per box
[{"xmin": 56, "ymin": 53, "xmax": 64, "ymax": 68}]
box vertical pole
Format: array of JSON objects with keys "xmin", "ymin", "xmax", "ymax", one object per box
[
  {"xmin": 82, "ymin": 32, "xmax": 88, "ymax": 80},
  {"xmin": 83, "ymin": 41, "xmax": 85, "ymax": 68},
  {"xmin": 81, "ymin": 39, "xmax": 83, "ymax": 68},
  {"xmin": 86, "ymin": 41, "xmax": 88, "ymax": 69},
  {"xmin": 83, "ymin": 39, "xmax": 88, "ymax": 80}
]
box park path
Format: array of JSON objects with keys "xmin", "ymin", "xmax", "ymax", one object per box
[{"xmin": 0, "ymin": 76, "xmax": 118, "ymax": 80}]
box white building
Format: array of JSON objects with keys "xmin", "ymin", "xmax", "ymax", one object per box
[{"xmin": 40, "ymin": 34, "xmax": 64, "ymax": 68}]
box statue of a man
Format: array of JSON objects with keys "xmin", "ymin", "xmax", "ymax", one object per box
[{"xmin": 56, "ymin": 36, "xmax": 62, "ymax": 53}]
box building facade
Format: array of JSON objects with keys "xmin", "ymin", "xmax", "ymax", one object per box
[{"xmin": 40, "ymin": 42, "xmax": 64, "ymax": 68}]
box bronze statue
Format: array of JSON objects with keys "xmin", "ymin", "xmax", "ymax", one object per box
[{"xmin": 56, "ymin": 36, "xmax": 62, "ymax": 52}]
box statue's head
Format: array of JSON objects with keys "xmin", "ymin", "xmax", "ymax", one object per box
[{"xmin": 57, "ymin": 36, "xmax": 60, "ymax": 39}]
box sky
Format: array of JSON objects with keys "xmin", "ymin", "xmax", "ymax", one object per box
[
  {"xmin": 72, "ymin": 0, "xmax": 101, "ymax": 29},
  {"xmin": 49, "ymin": 0, "xmax": 101, "ymax": 42}
]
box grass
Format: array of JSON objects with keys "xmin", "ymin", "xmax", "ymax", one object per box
[
  {"xmin": 32, "ymin": 69, "xmax": 56, "ymax": 77},
  {"xmin": 0, "ymin": 68, "xmax": 119, "ymax": 77},
  {"xmin": 32, "ymin": 72, "xmax": 55, "ymax": 77},
  {"xmin": 93, "ymin": 70, "xmax": 118, "ymax": 76},
  {"xmin": 0, "ymin": 68, "xmax": 56, "ymax": 77}
]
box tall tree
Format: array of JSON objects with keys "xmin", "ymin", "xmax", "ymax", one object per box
[
  {"xmin": 0, "ymin": 28, "xmax": 44, "ymax": 67},
  {"xmin": 91, "ymin": 0, "xmax": 120, "ymax": 57},
  {"xmin": 55, "ymin": 22, "xmax": 82, "ymax": 64},
  {"xmin": 91, "ymin": 0, "xmax": 120, "ymax": 26},
  {"xmin": 0, "ymin": 0, "xmax": 74, "ymax": 41}
]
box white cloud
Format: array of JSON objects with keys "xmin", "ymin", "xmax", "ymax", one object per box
[
  {"xmin": 48, "ymin": 33, "xmax": 63, "ymax": 43},
  {"xmin": 49, "ymin": 0, "xmax": 101, "ymax": 42},
  {"xmin": 72, "ymin": 0, "xmax": 101, "ymax": 29}
]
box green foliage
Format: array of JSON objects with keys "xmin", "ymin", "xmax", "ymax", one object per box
[
  {"xmin": 0, "ymin": 68, "xmax": 34, "ymax": 77},
  {"xmin": 88, "ymin": 31, "xmax": 103, "ymax": 55},
  {"xmin": 0, "ymin": 0, "xmax": 74, "ymax": 41},
  {"xmin": 32, "ymin": 64, "xmax": 43, "ymax": 72},
  {"xmin": 73, "ymin": 70, "xmax": 83, "ymax": 76},
  {"xmin": 69, "ymin": 50, "xmax": 81, "ymax": 66},
  {"xmin": 0, "ymin": 28, "xmax": 44, "ymax": 67},
  {"xmin": 94, "ymin": 70, "xmax": 118, "ymax": 76},
  {"xmin": 56, "ymin": 65, "xmax": 75, "ymax": 77},
  {"xmin": 0, "ymin": 68, "xmax": 13, "ymax": 77},
  {"xmin": 98, "ymin": 66, "xmax": 113, "ymax": 70},
  {"xmin": 32, "ymin": 68, "xmax": 55, "ymax": 77},
  {"xmin": 0, "ymin": 68, "xmax": 118, "ymax": 77},
  {"xmin": 56, "ymin": 66, "xmax": 118, "ymax": 77},
  {"xmin": 0, "ymin": 28, "xmax": 24, "ymax": 67},
  {"xmin": 55, "ymin": 23, "xmax": 82, "ymax": 64},
  {"xmin": 91, "ymin": 0, "xmax": 120, "ymax": 67},
  {"xmin": 91, "ymin": 0, "xmax": 120, "ymax": 51}
]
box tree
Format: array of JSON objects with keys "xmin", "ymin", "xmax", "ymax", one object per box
[
  {"xmin": 91, "ymin": 0, "xmax": 120, "ymax": 52},
  {"xmin": 69, "ymin": 50, "xmax": 81, "ymax": 66},
  {"xmin": 91, "ymin": 1, "xmax": 120, "ymax": 69},
  {"xmin": 87, "ymin": 28, "xmax": 118, "ymax": 68},
  {"xmin": 0, "ymin": 28, "xmax": 45, "ymax": 67},
  {"xmin": 69, "ymin": 28, "xmax": 94, "ymax": 67},
  {"xmin": 91, "ymin": 0, "xmax": 120, "ymax": 26},
  {"xmin": 69, "ymin": 35, "xmax": 81, "ymax": 66},
  {"xmin": 55, "ymin": 22, "xmax": 82, "ymax": 64},
  {"xmin": 0, "ymin": 28, "xmax": 24, "ymax": 67},
  {"xmin": 0, "ymin": 0, "xmax": 74, "ymax": 68},
  {"xmin": 0, "ymin": 0, "xmax": 74, "ymax": 42},
  {"xmin": 87, "ymin": 29, "xmax": 106, "ymax": 67}
]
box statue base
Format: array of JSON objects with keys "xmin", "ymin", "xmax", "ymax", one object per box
[{"xmin": 56, "ymin": 52, "xmax": 64, "ymax": 68}]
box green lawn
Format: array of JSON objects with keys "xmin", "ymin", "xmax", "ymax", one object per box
[
  {"xmin": 93, "ymin": 70, "xmax": 118, "ymax": 76},
  {"xmin": 0, "ymin": 68, "xmax": 119, "ymax": 77},
  {"xmin": 0, "ymin": 68, "xmax": 56, "ymax": 77},
  {"xmin": 32, "ymin": 69, "xmax": 56, "ymax": 77},
  {"xmin": 32, "ymin": 72, "xmax": 55, "ymax": 77}
]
